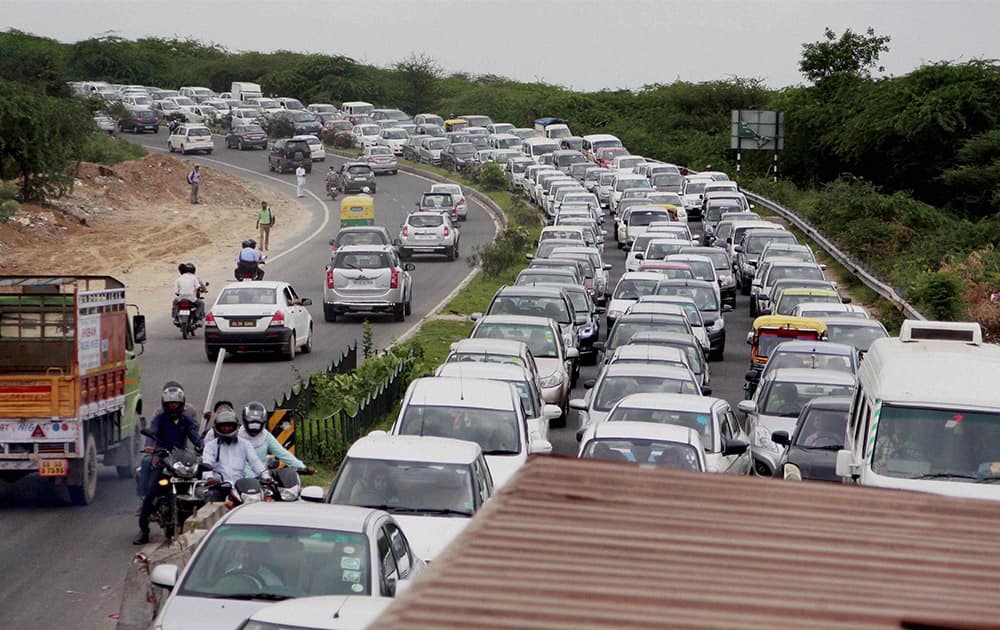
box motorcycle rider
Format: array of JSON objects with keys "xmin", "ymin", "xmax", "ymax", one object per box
[
  {"xmin": 235, "ymin": 239, "xmax": 264, "ymax": 280},
  {"xmin": 201, "ymin": 409, "xmax": 269, "ymax": 502},
  {"xmin": 325, "ymin": 165, "xmax": 339, "ymax": 198},
  {"xmin": 238, "ymin": 401, "xmax": 315, "ymax": 476},
  {"xmin": 134, "ymin": 382, "xmax": 203, "ymax": 545},
  {"xmin": 172, "ymin": 262, "xmax": 207, "ymax": 323}
]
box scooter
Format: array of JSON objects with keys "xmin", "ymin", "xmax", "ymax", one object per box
[
  {"xmin": 138, "ymin": 428, "xmax": 213, "ymax": 539},
  {"xmin": 174, "ymin": 283, "xmax": 209, "ymax": 339},
  {"xmin": 325, "ymin": 167, "xmax": 339, "ymax": 200},
  {"xmin": 234, "ymin": 260, "xmax": 265, "ymax": 281}
]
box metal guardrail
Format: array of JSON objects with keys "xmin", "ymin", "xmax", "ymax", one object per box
[{"xmin": 742, "ymin": 190, "xmax": 926, "ymax": 320}]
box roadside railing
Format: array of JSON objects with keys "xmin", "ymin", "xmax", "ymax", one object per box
[{"xmin": 742, "ymin": 190, "xmax": 926, "ymax": 321}]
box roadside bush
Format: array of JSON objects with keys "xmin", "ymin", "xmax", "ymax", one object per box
[
  {"xmin": 76, "ymin": 131, "xmax": 147, "ymax": 165},
  {"xmin": 465, "ymin": 225, "xmax": 533, "ymax": 278},
  {"xmin": 475, "ymin": 162, "xmax": 506, "ymax": 191},
  {"xmin": 909, "ymin": 270, "xmax": 966, "ymax": 320},
  {"xmin": 0, "ymin": 199, "xmax": 19, "ymax": 222},
  {"xmin": 333, "ymin": 131, "xmax": 354, "ymax": 149},
  {"xmin": 0, "ymin": 182, "xmax": 17, "ymax": 201},
  {"xmin": 505, "ymin": 196, "xmax": 542, "ymax": 229},
  {"xmin": 320, "ymin": 128, "xmax": 338, "ymax": 146},
  {"xmin": 265, "ymin": 116, "xmax": 294, "ymax": 139}
]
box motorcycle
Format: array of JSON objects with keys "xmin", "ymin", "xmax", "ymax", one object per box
[
  {"xmin": 260, "ymin": 457, "xmax": 314, "ymax": 502},
  {"xmin": 325, "ymin": 169, "xmax": 339, "ymax": 200},
  {"xmin": 234, "ymin": 259, "xmax": 265, "ymax": 281},
  {"xmin": 139, "ymin": 428, "xmax": 213, "ymax": 539},
  {"xmin": 174, "ymin": 283, "xmax": 209, "ymax": 340}
]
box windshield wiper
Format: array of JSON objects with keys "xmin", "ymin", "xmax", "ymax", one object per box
[
  {"xmin": 212, "ymin": 592, "xmax": 291, "ymax": 601},
  {"xmin": 800, "ymin": 445, "xmax": 843, "ymax": 451},
  {"xmin": 911, "ymin": 472, "xmax": 979, "ymax": 481},
  {"xmin": 346, "ymin": 263, "xmax": 364, "ymax": 271},
  {"xmin": 380, "ymin": 506, "xmax": 472, "ymax": 517},
  {"xmin": 482, "ymin": 449, "xmax": 521, "ymax": 456}
]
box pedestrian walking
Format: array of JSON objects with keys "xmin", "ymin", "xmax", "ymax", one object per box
[
  {"xmin": 187, "ymin": 165, "xmax": 202, "ymax": 204},
  {"xmin": 256, "ymin": 201, "xmax": 275, "ymax": 251},
  {"xmin": 295, "ymin": 163, "xmax": 306, "ymax": 198}
]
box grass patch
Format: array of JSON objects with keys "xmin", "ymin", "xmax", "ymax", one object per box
[
  {"xmin": 401, "ymin": 318, "xmax": 474, "ymax": 374},
  {"xmin": 78, "ymin": 131, "xmax": 147, "ymax": 164}
]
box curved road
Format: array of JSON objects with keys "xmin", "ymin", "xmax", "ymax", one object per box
[{"xmin": 0, "ymin": 129, "xmax": 497, "ymax": 630}]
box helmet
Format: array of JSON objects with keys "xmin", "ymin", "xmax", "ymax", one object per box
[
  {"xmin": 213, "ymin": 410, "xmax": 240, "ymax": 444},
  {"xmin": 184, "ymin": 262, "xmax": 196, "ymax": 274},
  {"xmin": 161, "ymin": 381, "xmax": 185, "ymax": 416},
  {"xmin": 177, "ymin": 263, "xmax": 186, "ymax": 274},
  {"xmin": 242, "ymin": 401, "xmax": 268, "ymax": 436}
]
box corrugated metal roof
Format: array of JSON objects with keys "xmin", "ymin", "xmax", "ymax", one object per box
[{"xmin": 373, "ymin": 456, "xmax": 1000, "ymax": 629}]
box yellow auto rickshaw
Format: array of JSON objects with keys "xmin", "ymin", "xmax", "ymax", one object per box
[
  {"xmin": 744, "ymin": 315, "xmax": 828, "ymax": 398},
  {"xmin": 444, "ymin": 118, "xmax": 469, "ymax": 133},
  {"xmin": 340, "ymin": 195, "xmax": 375, "ymax": 227}
]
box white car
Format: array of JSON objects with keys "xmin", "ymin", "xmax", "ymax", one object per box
[
  {"xmin": 429, "ymin": 183, "xmax": 468, "ymax": 221},
  {"xmin": 605, "ymin": 271, "xmax": 663, "ymax": 329},
  {"xmin": 241, "ymin": 595, "xmax": 391, "ymax": 630},
  {"xmin": 352, "ymin": 124, "xmax": 382, "ymax": 148},
  {"xmin": 377, "ymin": 127, "xmax": 409, "ymax": 155},
  {"xmin": 397, "ymin": 211, "xmax": 459, "ymax": 261},
  {"xmin": 204, "ymin": 281, "xmax": 314, "ymax": 361},
  {"xmin": 579, "ymin": 421, "xmax": 706, "ymax": 471},
  {"xmin": 292, "ymin": 134, "xmax": 325, "ymax": 161},
  {"xmin": 323, "ymin": 433, "xmax": 493, "ymax": 561},
  {"xmin": 390, "ymin": 377, "xmax": 551, "ymax": 487},
  {"xmin": 445, "ymin": 338, "xmax": 541, "ymax": 387},
  {"xmin": 167, "ymin": 123, "xmax": 214, "ymax": 155},
  {"xmin": 149, "ymin": 503, "xmax": 422, "ymax": 629}
]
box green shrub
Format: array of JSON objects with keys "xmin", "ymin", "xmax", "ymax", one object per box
[
  {"xmin": 76, "ymin": 132, "xmax": 147, "ymax": 165},
  {"xmin": 465, "ymin": 225, "xmax": 533, "ymax": 278},
  {"xmin": 910, "ymin": 270, "xmax": 966, "ymax": 320},
  {"xmin": 475, "ymin": 162, "xmax": 506, "ymax": 191},
  {"xmin": 0, "ymin": 182, "xmax": 18, "ymax": 201},
  {"xmin": 0, "ymin": 199, "xmax": 19, "ymax": 222},
  {"xmin": 265, "ymin": 117, "xmax": 295, "ymax": 139},
  {"xmin": 333, "ymin": 131, "xmax": 354, "ymax": 148}
]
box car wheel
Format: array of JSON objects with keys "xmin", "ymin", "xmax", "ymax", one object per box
[
  {"xmin": 393, "ymin": 302, "xmax": 405, "ymax": 322},
  {"xmin": 391, "ymin": 170, "xmax": 397, "ymax": 175},
  {"xmin": 370, "ymin": 186, "xmax": 376, "ymax": 193},
  {"xmin": 205, "ymin": 346, "xmax": 219, "ymax": 362},
  {"xmin": 284, "ymin": 334, "xmax": 296, "ymax": 360},
  {"xmin": 168, "ymin": 143, "xmax": 175, "ymax": 153},
  {"xmin": 404, "ymin": 296, "xmax": 412, "ymax": 315},
  {"xmin": 323, "ymin": 304, "xmax": 337, "ymax": 322},
  {"xmin": 238, "ymin": 140, "xmax": 245, "ymax": 150},
  {"xmin": 398, "ymin": 248, "xmax": 410, "ymax": 261},
  {"xmin": 301, "ymin": 325, "xmax": 313, "ymax": 353},
  {"xmin": 206, "ymin": 149, "xmax": 212, "ymax": 155}
]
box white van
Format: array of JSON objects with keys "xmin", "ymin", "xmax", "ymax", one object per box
[
  {"xmin": 837, "ymin": 320, "xmax": 1000, "ymax": 501},
  {"xmin": 341, "ymin": 101, "xmax": 374, "ymax": 116},
  {"xmin": 522, "ymin": 137, "xmax": 560, "ymax": 162},
  {"xmin": 581, "ymin": 134, "xmax": 623, "ymax": 161}
]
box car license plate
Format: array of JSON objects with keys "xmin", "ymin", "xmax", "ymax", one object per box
[
  {"xmin": 416, "ymin": 234, "xmax": 435, "ymax": 240},
  {"xmin": 39, "ymin": 459, "xmax": 68, "ymax": 477},
  {"xmin": 230, "ymin": 320, "xmax": 255, "ymax": 327},
  {"xmin": 178, "ymin": 309, "xmax": 190, "ymax": 316},
  {"xmin": 351, "ymin": 279, "xmax": 373, "ymax": 286}
]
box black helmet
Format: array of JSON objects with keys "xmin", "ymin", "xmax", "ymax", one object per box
[
  {"xmin": 184, "ymin": 262, "xmax": 196, "ymax": 274},
  {"xmin": 177, "ymin": 263, "xmax": 187, "ymax": 274},
  {"xmin": 213, "ymin": 409, "xmax": 239, "ymax": 444},
  {"xmin": 242, "ymin": 401, "xmax": 268, "ymax": 436},
  {"xmin": 161, "ymin": 381, "xmax": 185, "ymax": 416}
]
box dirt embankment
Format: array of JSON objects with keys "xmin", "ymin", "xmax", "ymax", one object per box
[{"xmin": 0, "ymin": 153, "xmax": 310, "ymax": 317}]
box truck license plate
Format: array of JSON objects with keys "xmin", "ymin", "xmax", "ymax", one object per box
[{"xmin": 39, "ymin": 459, "xmax": 68, "ymax": 477}]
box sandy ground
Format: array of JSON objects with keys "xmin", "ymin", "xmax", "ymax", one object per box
[{"xmin": 0, "ymin": 153, "xmax": 312, "ymax": 319}]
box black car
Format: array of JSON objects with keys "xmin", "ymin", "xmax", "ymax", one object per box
[
  {"xmin": 772, "ymin": 397, "xmax": 851, "ymax": 481},
  {"xmin": 268, "ymin": 138, "xmax": 312, "ymax": 174},
  {"xmin": 272, "ymin": 110, "xmax": 323, "ymax": 136},
  {"xmin": 441, "ymin": 143, "xmax": 478, "ymax": 172},
  {"xmin": 118, "ymin": 108, "xmax": 159, "ymax": 133},
  {"xmin": 225, "ymin": 124, "xmax": 268, "ymax": 150},
  {"xmin": 333, "ymin": 162, "xmax": 376, "ymax": 194}
]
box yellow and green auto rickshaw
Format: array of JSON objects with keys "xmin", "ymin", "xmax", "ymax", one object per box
[
  {"xmin": 744, "ymin": 315, "xmax": 828, "ymax": 398},
  {"xmin": 340, "ymin": 195, "xmax": 375, "ymax": 227},
  {"xmin": 443, "ymin": 118, "xmax": 469, "ymax": 133}
]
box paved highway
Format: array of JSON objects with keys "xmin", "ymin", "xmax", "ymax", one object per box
[{"xmin": 0, "ymin": 130, "xmax": 497, "ymax": 630}]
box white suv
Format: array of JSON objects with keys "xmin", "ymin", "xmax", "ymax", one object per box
[
  {"xmin": 167, "ymin": 123, "xmax": 213, "ymax": 155},
  {"xmin": 324, "ymin": 245, "xmax": 414, "ymax": 322},
  {"xmin": 397, "ymin": 212, "xmax": 459, "ymax": 261}
]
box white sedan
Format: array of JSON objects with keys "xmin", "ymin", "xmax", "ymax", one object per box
[{"xmin": 204, "ymin": 281, "xmax": 314, "ymax": 361}]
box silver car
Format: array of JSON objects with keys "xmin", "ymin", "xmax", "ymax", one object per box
[
  {"xmin": 323, "ymin": 245, "xmax": 414, "ymax": 322},
  {"xmin": 360, "ymin": 145, "xmax": 398, "ymax": 175},
  {"xmin": 397, "ymin": 212, "xmax": 459, "ymax": 260}
]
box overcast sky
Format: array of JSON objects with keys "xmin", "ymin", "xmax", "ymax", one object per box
[{"xmin": 7, "ymin": 0, "xmax": 999, "ymax": 90}]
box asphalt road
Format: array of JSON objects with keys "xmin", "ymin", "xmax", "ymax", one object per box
[{"xmin": 0, "ymin": 129, "xmax": 498, "ymax": 630}]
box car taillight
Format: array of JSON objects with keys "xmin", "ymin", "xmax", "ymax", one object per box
[
  {"xmin": 402, "ymin": 225, "xmax": 409, "ymax": 237},
  {"xmin": 205, "ymin": 312, "xmax": 217, "ymax": 328},
  {"xmin": 459, "ymin": 197, "xmax": 466, "ymax": 206},
  {"xmin": 135, "ymin": 118, "xmax": 141, "ymax": 123},
  {"xmin": 390, "ymin": 267, "xmax": 399, "ymax": 289},
  {"xmin": 326, "ymin": 267, "xmax": 334, "ymax": 289},
  {"xmin": 451, "ymin": 207, "xmax": 457, "ymax": 218},
  {"xmin": 367, "ymin": 156, "xmax": 376, "ymax": 162},
  {"xmin": 243, "ymin": 134, "xmax": 251, "ymax": 139},
  {"xmin": 269, "ymin": 310, "xmax": 285, "ymax": 327},
  {"xmin": 443, "ymin": 225, "xmax": 450, "ymax": 237}
]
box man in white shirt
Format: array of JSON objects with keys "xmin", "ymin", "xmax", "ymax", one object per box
[
  {"xmin": 202, "ymin": 410, "xmax": 269, "ymax": 500},
  {"xmin": 172, "ymin": 263, "xmax": 206, "ymax": 323},
  {"xmin": 295, "ymin": 163, "xmax": 306, "ymax": 198}
]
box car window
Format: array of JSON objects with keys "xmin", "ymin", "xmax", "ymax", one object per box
[
  {"xmin": 408, "ymin": 214, "xmax": 444, "ymax": 228},
  {"xmin": 474, "ymin": 322, "xmax": 559, "ymax": 358},
  {"xmin": 346, "ymin": 165, "xmax": 371, "ymax": 175},
  {"xmin": 376, "ymin": 528, "xmax": 399, "ymax": 596},
  {"xmin": 335, "ymin": 251, "xmax": 390, "ymax": 268},
  {"xmin": 219, "ymin": 287, "xmax": 276, "ymax": 305},
  {"xmin": 383, "ymin": 523, "xmax": 412, "ymax": 578},
  {"xmin": 338, "ymin": 231, "xmax": 387, "ymax": 247},
  {"xmin": 188, "ymin": 128, "xmax": 211, "ymax": 137},
  {"xmin": 421, "ymin": 194, "xmax": 453, "ymax": 208}
]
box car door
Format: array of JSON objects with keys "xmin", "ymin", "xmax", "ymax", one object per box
[
  {"xmin": 374, "ymin": 525, "xmax": 400, "ymax": 597},
  {"xmin": 282, "ymin": 286, "xmax": 305, "ymax": 340},
  {"xmin": 724, "ymin": 406, "xmax": 752, "ymax": 474}
]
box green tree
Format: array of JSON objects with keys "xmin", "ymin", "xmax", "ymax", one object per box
[
  {"xmin": 393, "ymin": 53, "xmax": 441, "ymax": 115},
  {"xmin": 799, "ymin": 27, "xmax": 891, "ymax": 85}
]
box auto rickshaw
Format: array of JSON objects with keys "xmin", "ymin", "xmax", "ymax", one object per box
[
  {"xmin": 340, "ymin": 195, "xmax": 375, "ymax": 227},
  {"xmin": 444, "ymin": 118, "xmax": 469, "ymax": 132},
  {"xmin": 744, "ymin": 315, "xmax": 828, "ymax": 398}
]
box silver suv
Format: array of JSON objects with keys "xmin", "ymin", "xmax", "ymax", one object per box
[
  {"xmin": 397, "ymin": 212, "xmax": 460, "ymax": 261},
  {"xmin": 324, "ymin": 245, "xmax": 414, "ymax": 322}
]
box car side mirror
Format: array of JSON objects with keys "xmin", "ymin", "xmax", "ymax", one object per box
[
  {"xmin": 771, "ymin": 431, "xmax": 791, "ymax": 447},
  {"xmin": 132, "ymin": 315, "xmax": 147, "ymax": 345},
  {"xmin": 746, "ymin": 332, "xmax": 754, "ymax": 345},
  {"xmin": 634, "ymin": 252, "xmax": 643, "ymax": 260},
  {"xmin": 569, "ymin": 398, "xmax": 588, "ymax": 410},
  {"xmin": 603, "ymin": 264, "xmax": 612, "ymax": 270},
  {"xmin": 583, "ymin": 379, "xmax": 596, "ymax": 389},
  {"xmin": 842, "ymin": 296, "xmax": 853, "ymax": 304},
  {"xmin": 150, "ymin": 564, "xmax": 179, "ymax": 589},
  {"xmin": 529, "ymin": 439, "xmax": 553, "ymax": 455},
  {"xmin": 722, "ymin": 304, "xmax": 733, "ymax": 313},
  {"xmin": 470, "ymin": 312, "xmax": 482, "ymax": 321},
  {"xmin": 299, "ymin": 298, "xmax": 312, "ymax": 306},
  {"xmin": 525, "ymin": 254, "xmax": 534, "ymax": 260},
  {"xmin": 835, "ymin": 449, "xmax": 859, "ymax": 479},
  {"xmin": 301, "ymin": 486, "xmax": 325, "ymax": 502},
  {"xmin": 749, "ymin": 203, "xmax": 756, "ymax": 209},
  {"xmin": 722, "ymin": 439, "xmax": 749, "ymax": 456},
  {"xmin": 745, "ymin": 370, "xmax": 760, "ymax": 383},
  {"xmin": 403, "ymin": 263, "xmax": 416, "ymax": 271},
  {"xmin": 737, "ymin": 400, "xmax": 756, "ymax": 415},
  {"xmin": 734, "ymin": 245, "xmax": 743, "ymax": 253},
  {"xmin": 701, "ymin": 385, "xmax": 713, "ymax": 396}
]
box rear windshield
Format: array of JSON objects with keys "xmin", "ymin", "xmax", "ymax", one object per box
[
  {"xmin": 188, "ymin": 128, "xmax": 211, "ymax": 137},
  {"xmin": 337, "ymin": 231, "xmax": 387, "ymax": 247},
  {"xmin": 489, "ymin": 296, "xmax": 572, "ymax": 325},
  {"xmin": 629, "ymin": 210, "xmax": 670, "ymax": 226},
  {"xmin": 346, "ymin": 165, "xmax": 372, "ymax": 175},
  {"xmin": 409, "ymin": 214, "xmax": 444, "ymax": 227},
  {"xmin": 334, "ymin": 251, "xmax": 390, "ymax": 269},
  {"xmin": 421, "ymin": 194, "xmax": 454, "ymax": 208}
]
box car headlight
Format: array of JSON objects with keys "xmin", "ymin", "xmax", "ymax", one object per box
[
  {"xmin": 753, "ymin": 426, "xmax": 781, "ymax": 453},
  {"xmin": 783, "ymin": 463, "xmax": 802, "ymax": 481},
  {"xmin": 708, "ymin": 317, "xmax": 725, "ymax": 333},
  {"xmin": 540, "ymin": 371, "xmax": 564, "ymax": 388}
]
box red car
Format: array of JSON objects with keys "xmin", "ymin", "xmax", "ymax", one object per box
[{"xmin": 594, "ymin": 146, "xmax": 630, "ymax": 168}]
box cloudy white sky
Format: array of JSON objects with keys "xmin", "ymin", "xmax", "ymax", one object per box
[{"xmin": 7, "ymin": 0, "xmax": 999, "ymax": 90}]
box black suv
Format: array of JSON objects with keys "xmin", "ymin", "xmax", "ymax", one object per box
[
  {"xmin": 271, "ymin": 110, "xmax": 323, "ymax": 136},
  {"xmin": 441, "ymin": 143, "xmax": 478, "ymax": 172},
  {"xmin": 118, "ymin": 108, "xmax": 159, "ymax": 134},
  {"xmin": 333, "ymin": 162, "xmax": 376, "ymax": 194},
  {"xmin": 268, "ymin": 138, "xmax": 312, "ymax": 174}
]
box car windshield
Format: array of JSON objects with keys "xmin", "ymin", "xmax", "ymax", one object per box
[
  {"xmin": 291, "ymin": 112, "xmax": 316, "ymax": 122},
  {"xmin": 747, "ymin": 234, "xmax": 795, "ymax": 255},
  {"xmin": 542, "ymin": 229, "xmax": 584, "ymax": 242},
  {"xmin": 767, "ymin": 349, "xmax": 853, "ymax": 372},
  {"xmin": 582, "ymin": 439, "xmax": 701, "ymax": 470},
  {"xmin": 593, "ymin": 141, "xmax": 624, "ymax": 152},
  {"xmin": 646, "ymin": 241, "xmax": 687, "ymax": 259},
  {"xmin": 474, "ymin": 322, "xmax": 559, "ymax": 358},
  {"xmin": 489, "ymin": 296, "xmax": 572, "ymax": 325},
  {"xmin": 679, "ymin": 260, "xmax": 714, "ymax": 281},
  {"xmin": 337, "ymin": 231, "xmax": 387, "ymax": 247},
  {"xmin": 409, "ymin": 214, "xmax": 444, "ymax": 228},
  {"xmin": 517, "ymin": 272, "xmax": 573, "ymax": 286},
  {"xmin": 330, "ymin": 458, "xmax": 475, "ymax": 515},
  {"xmin": 335, "ymin": 251, "xmax": 389, "ymax": 269},
  {"xmin": 793, "ymin": 408, "xmax": 848, "ymax": 449},
  {"xmin": 346, "ymin": 166, "xmax": 371, "ymax": 175},
  {"xmin": 776, "ymin": 293, "xmax": 839, "ymax": 315},
  {"xmin": 705, "ymin": 205, "xmax": 742, "ymax": 222},
  {"xmin": 188, "ymin": 128, "xmax": 211, "ymax": 137},
  {"xmin": 608, "ymin": 407, "xmax": 714, "ymax": 448},
  {"xmin": 398, "ymin": 405, "xmax": 521, "ymax": 455},
  {"xmin": 369, "ymin": 147, "xmax": 392, "ymax": 156},
  {"xmin": 178, "ymin": 524, "xmax": 371, "ymax": 599},
  {"xmin": 761, "ymin": 381, "xmax": 854, "ymax": 417},
  {"xmin": 532, "ymin": 144, "xmax": 559, "ymax": 155},
  {"xmin": 594, "ymin": 376, "xmax": 698, "ymax": 411},
  {"xmin": 428, "ymin": 139, "xmax": 449, "ymax": 149},
  {"xmin": 629, "ymin": 210, "xmax": 668, "ymax": 227},
  {"xmin": 257, "ymin": 99, "xmax": 279, "ymax": 109},
  {"xmin": 768, "ymin": 266, "xmax": 825, "ymax": 283},
  {"xmin": 240, "ymin": 125, "xmax": 264, "ymax": 134},
  {"xmin": 218, "ymin": 288, "xmax": 276, "ymax": 305},
  {"xmin": 561, "ymin": 291, "xmax": 589, "ymax": 319},
  {"xmin": 871, "ymin": 405, "xmax": 1000, "ymax": 481},
  {"xmin": 652, "ymin": 173, "xmax": 684, "ymax": 187},
  {"xmin": 826, "ymin": 324, "xmax": 888, "ymax": 352},
  {"xmin": 655, "ymin": 285, "xmax": 718, "ymax": 311},
  {"xmin": 384, "ymin": 130, "xmax": 408, "ymax": 139},
  {"xmin": 616, "ymin": 179, "xmax": 649, "ymax": 192},
  {"xmin": 686, "ymin": 181, "xmax": 708, "ymax": 195},
  {"xmin": 613, "ymin": 278, "xmax": 659, "ymax": 300},
  {"xmin": 557, "ymin": 154, "xmax": 587, "ymax": 167},
  {"xmin": 609, "ymin": 320, "xmax": 689, "ymax": 351}
]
